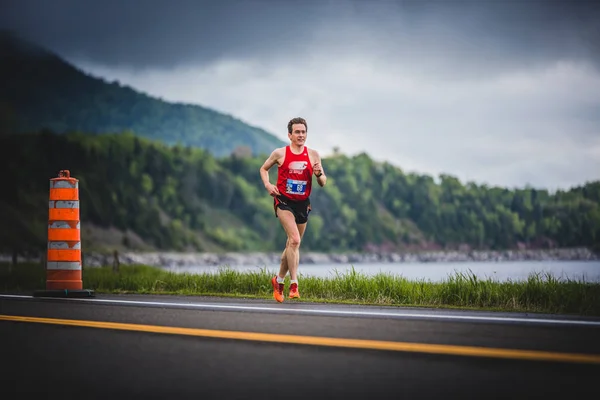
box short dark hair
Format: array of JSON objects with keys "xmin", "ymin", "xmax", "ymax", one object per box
[{"xmin": 287, "ymin": 117, "xmax": 307, "ymax": 134}]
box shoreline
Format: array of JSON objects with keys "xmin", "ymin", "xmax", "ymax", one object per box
[
  {"xmin": 2, "ymin": 247, "xmax": 597, "ymax": 268},
  {"xmin": 77, "ymin": 247, "xmax": 600, "ymax": 268}
]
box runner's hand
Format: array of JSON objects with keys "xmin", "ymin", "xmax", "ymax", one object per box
[
  {"xmin": 313, "ymin": 162, "xmax": 323, "ymax": 177},
  {"xmin": 265, "ymin": 183, "xmax": 280, "ymax": 197}
]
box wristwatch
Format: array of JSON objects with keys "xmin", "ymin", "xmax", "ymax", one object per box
[{"xmin": 315, "ymin": 172, "xmax": 323, "ymax": 177}]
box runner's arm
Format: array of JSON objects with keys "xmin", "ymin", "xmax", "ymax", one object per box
[
  {"xmin": 311, "ymin": 149, "xmax": 327, "ymax": 187},
  {"xmin": 260, "ymin": 148, "xmax": 283, "ymax": 196}
]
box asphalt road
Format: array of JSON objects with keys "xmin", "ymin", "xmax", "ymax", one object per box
[{"xmin": 1, "ymin": 292, "xmax": 599, "ymax": 399}]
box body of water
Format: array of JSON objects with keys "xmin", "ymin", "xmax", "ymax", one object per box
[{"xmin": 164, "ymin": 260, "xmax": 600, "ymax": 283}]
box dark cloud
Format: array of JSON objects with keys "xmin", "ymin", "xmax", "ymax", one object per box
[
  {"xmin": 1, "ymin": 0, "xmax": 598, "ymax": 70},
  {"xmin": 0, "ymin": 0, "xmax": 331, "ymax": 67}
]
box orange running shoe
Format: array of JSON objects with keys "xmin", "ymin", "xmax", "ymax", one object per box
[
  {"xmin": 271, "ymin": 276, "xmax": 284, "ymax": 303},
  {"xmin": 289, "ymin": 282, "xmax": 300, "ymax": 299}
]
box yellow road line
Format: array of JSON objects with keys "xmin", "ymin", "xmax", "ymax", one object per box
[{"xmin": 2, "ymin": 314, "xmax": 599, "ymax": 365}]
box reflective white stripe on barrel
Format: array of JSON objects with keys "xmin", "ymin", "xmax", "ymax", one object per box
[
  {"xmin": 48, "ymin": 201, "xmax": 79, "ymax": 209},
  {"xmin": 47, "ymin": 261, "xmax": 81, "ymax": 270},
  {"xmin": 48, "ymin": 221, "xmax": 81, "ymax": 229},
  {"xmin": 48, "ymin": 242, "xmax": 81, "ymax": 249},
  {"xmin": 50, "ymin": 181, "xmax": 78, "ymax": 189}
]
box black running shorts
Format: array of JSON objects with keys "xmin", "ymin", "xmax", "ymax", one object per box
[{"xmin": 273, "ymin": 194, "xmax": 311, "ymax": 224}]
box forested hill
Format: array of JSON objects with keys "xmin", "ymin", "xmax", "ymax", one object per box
[
  {"xmin": 0, "ymin": 30, "xmax": 286, "ymax": 157},
  {"xmin": 1, "ymin": 131, "xmax": 598, "ymax": 256}
]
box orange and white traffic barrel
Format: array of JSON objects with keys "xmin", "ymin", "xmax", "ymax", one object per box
[{"xmin": 33, "ymin": 170, "xmax": 94, "ymax": 298}]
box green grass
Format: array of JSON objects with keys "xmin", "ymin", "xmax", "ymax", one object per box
[{"xmin": 2, "ymin": 262, "xmax": 599, "ymax": 316}]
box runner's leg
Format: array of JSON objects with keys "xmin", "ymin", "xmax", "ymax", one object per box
[{"xmin": 277, "ymin": 208, "xmax": 302, "ymax": 281}]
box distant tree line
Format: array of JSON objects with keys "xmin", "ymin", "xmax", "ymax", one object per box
[{"xmin": 0, "ymin": 131, "xmax": 598, "ymax": 255}]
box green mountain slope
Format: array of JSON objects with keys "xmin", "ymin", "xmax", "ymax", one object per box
[
  {"xmin": 0, "ymin": 30, "xmax": 286, "ymax": 157},
  {"xmin": 0, "ymin": 31, "xmax": 598, "ymax": 257}
]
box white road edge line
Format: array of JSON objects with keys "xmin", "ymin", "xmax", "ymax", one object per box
[{"xmin": 1, "ymin": 294, "xmax": 600, "ymax": 326}]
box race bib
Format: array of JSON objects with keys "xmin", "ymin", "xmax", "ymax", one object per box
[{"xmin": 286, "ymin": 179, "xmax": 307, "ymax": 195}]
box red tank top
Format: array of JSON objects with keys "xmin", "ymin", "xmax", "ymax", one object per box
[{"xmin": 276, "ymin": 146, "xmax": 313, "ymax": 201}]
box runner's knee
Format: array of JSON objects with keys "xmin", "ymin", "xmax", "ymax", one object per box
[{"xmin": 288, "ymin": 234, "xmax": 301, "ymax": 248}]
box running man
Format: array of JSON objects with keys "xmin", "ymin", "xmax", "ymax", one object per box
[{"xmin": 259, "ymin": 117, "xmax": 327, "ymax": 302}]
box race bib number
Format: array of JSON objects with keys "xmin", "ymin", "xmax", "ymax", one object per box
[{"xmin": 286, "ymin": 179, "xmax": 307, "ymax": 195}]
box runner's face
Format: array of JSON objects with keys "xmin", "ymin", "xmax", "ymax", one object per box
[{"xmin": 289, "ymin": 124, "xmax": 306, "ymax": 146}]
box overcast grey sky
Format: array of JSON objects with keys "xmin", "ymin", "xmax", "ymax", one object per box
[{"xmin": 2, "ymin": 0, "xmax": 599, "ymax": 190}]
